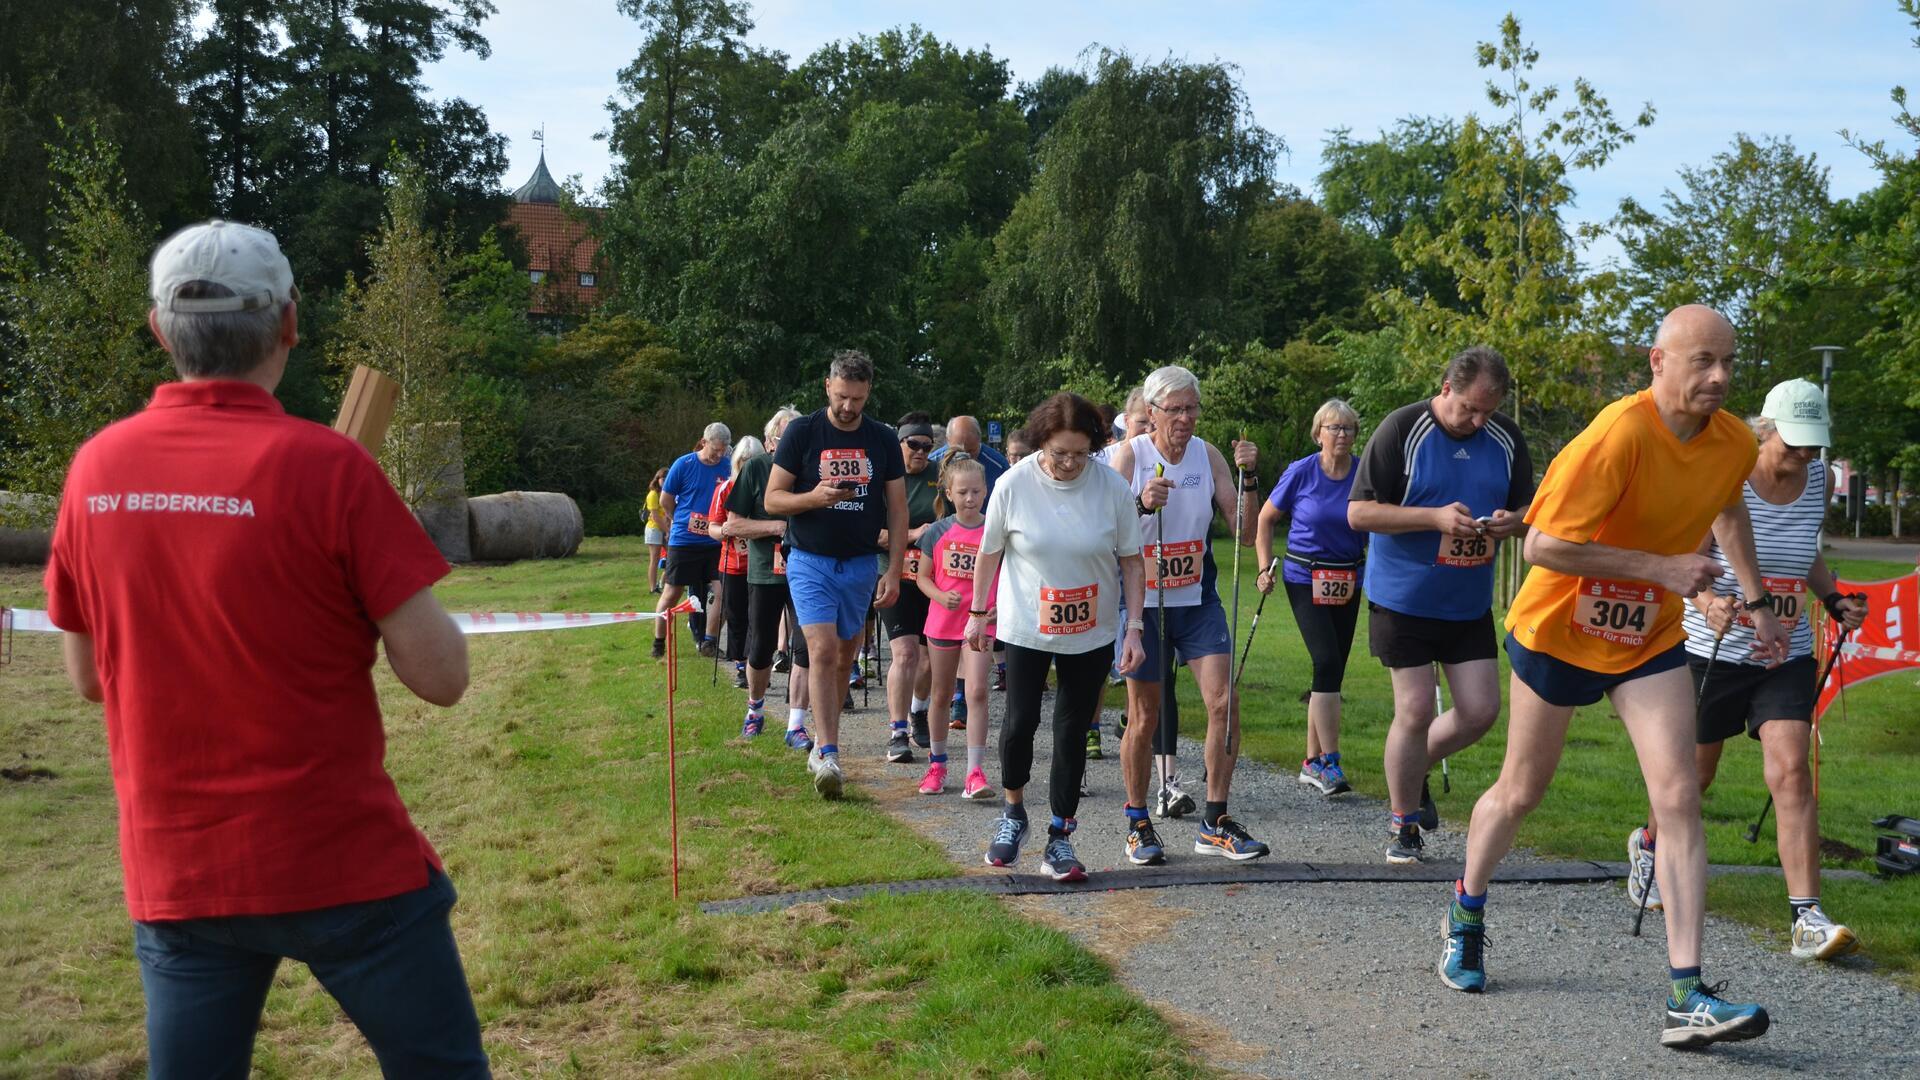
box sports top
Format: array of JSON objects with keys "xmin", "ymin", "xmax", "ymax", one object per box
[
  {"xmin": 1128, "ymin": 433, "xmax": 1217, "ymax": 609},
  {"xmin": 1680, "ymin": 458, "xmax": 1826, "ymax": 664}
]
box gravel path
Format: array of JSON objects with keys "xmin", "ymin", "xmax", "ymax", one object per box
[{"xmin": 816, "ymin": 666, "xmax": 1918, "ymax": 1078}]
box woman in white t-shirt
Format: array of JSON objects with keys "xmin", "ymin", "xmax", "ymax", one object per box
[{"xmin": 965, "ymin": 392, "xmax": 1145, "ymax": 882}]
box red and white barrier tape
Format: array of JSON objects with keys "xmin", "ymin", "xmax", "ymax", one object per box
[
  {"xmin": 1838, "ymin": 640, "xmax": 1920, "ymax": 665},
  {"xmin": 4, "ymin": 607, "xmax": 689, "ymax": 636}
]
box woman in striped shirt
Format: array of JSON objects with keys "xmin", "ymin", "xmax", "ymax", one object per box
[{"xmin": 1627, "ymin": 379, "xmax": 1869, "ymax": 963}]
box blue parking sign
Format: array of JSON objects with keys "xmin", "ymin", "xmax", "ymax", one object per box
[{"xmin": 987, "ymin": 420, "xmax": 1003, "ymax": 444}]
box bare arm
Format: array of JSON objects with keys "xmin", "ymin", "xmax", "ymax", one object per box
[
  {"xmin": 377, "ymin": 587, "xmax": 469, "ymax": 707},
  {"xmin": 658, "ymin": 489, "xmax": 675, "ymax": 525},
  {"xmin": 62, "ymin": 632, "xmax": 103, "ymax": 702},
  {"xmin": 728, "ymin": 517, "xmax": 786, "ymax": 540},
  {"xmin": 1809, "ymin": 553, "xmax": 1869, "ymax": 630},
  {"xmin": 1348, "ymin": 499, "xmax": 1479, "ymax": 537},
  {"xmin": 763, "ymin": 463, "xmax": 841, "ymax": 517},
  {"xmin": 1209, "ymin": 441, "xmax": 1259, "ymax": 546},
  {"xmin": 1523, "ymin": 530, "xmax": 1719, "ymax": 596},
  {"xmin": 1706, "ymin": 500, "xmax": 1788, "ymax": 662},
  {"xmin": 1255, "ymin": 500, "xmax": 1285, "ymax": 593},
  {"xmin": 969, "ymin": 549, "xmax": 1004, "ymax": 614}
]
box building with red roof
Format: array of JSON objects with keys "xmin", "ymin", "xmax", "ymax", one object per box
[{"xmin": 503, "ymin": 150, "xmax": 606, "ymax": 317}]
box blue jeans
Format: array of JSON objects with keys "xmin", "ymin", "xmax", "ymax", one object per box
[{"xmin": 133, "ymin": 866, "xmax": 488, "ymax": 1078}]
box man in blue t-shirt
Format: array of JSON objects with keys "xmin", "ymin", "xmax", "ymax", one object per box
[
  {"xmin": 1348, "ymin": 346, "xmax": 1534, "ymax": 865},
  {"xmin": 652, "ymin": 422, "xmax": 732, "ymax": 659},
  {"xmin": 929, "ymin": 415, "xmax": 1008, "ymax": 494}
]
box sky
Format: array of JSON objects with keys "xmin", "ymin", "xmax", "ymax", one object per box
[{"xmin": 428, "ymin": 0, "xmax": 1920, "ymax": 269}]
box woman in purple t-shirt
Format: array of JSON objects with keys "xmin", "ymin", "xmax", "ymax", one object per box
[{"xmin": 1255, "ymin": 399, "xmax": 1367, "ymax": 797}]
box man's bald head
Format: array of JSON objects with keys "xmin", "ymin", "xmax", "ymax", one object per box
[
  {"xmin": 1653, "ymin": 304, "xmax": 1735, "ymax": 356},
  {"xmin": 947, "ymin": 415, "xmax": 981, "ymax": 454},
  {"xmin": 1649, "ymin": 304, "xmax": 1737, "ymax": 422}
]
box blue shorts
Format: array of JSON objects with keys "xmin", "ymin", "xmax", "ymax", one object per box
[
  {"xmin": 1504, "ymin": 632, "xmax": 1689, "ymax": 708},
  {"xmin": 787, "ymin": 548, "xmax": 879, "ymax": 640},
  {"xmin": 1129, "ymin": 601, "xmax": 1232, "ymax": 684}
]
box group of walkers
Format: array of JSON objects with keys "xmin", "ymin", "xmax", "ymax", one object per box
[{"xmin": 650, "ymin": 302, "xmax": 1870, "ymax": 1051}]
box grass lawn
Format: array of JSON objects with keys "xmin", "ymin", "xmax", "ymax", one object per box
[
  {"xmin": 1214, "ymin": 550, "xmax": 1920, "ymax": 989},
  {"xmin": 0, "ymin": 539, "xmax": 1205, "ymax": 1078}
]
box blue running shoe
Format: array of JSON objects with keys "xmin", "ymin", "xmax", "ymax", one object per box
[
  {"xmin": 1125, "ymin": 817, "xmax": 1167, "ymax": 866},
  {"xmin": 1320, "ymin": 753, "xmax": 1352, "ymax": 796},
  {"xmin": 949, "ymin": 694, "xmax": 968, "ymax": 727},
  {"xmin": 1041, "ymin": 834, "xmax": 1087, "ymax": 881},
  {"xmin": 1297, "ymin": 756, "xmax": 1328, "ymax": 792},
  {"xmin": 784, "ymin": 726, "xmax": 813, "ymax": 752},
  {"xmin": 1661, "ymin": 982, "xmax": 1770, "ymax": 1049},
  {"xmin": 984, "ymin": 813, "xmax": 1029, "ymax": 867},
  {"xmin": 1438, "ymin": 905, "xmax": 1488, "ymax": 993},
  {"xmin": 1194, "ymin": 816, "xmax": 1269, "ymax": 860},
  {"xmin": 742, "ymin": 712, "xmax": 764, "ymax": 737}
]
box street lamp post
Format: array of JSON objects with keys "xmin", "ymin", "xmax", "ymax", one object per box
[{"xmin": 1810, "ymin": 345, "xmax": 1847, "ymax": 532}]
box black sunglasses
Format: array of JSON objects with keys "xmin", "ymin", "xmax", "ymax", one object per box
[{"xmin": 905, "ymin": 438, "xmax": 934, "ymax": 451}]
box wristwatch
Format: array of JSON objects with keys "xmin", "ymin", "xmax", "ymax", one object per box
[
  {"xmin": 1240, "ymin": 475, "xmax": 1262, "ymax": 493},
  {"xmin": 1125, "ymin": 618, "xmax": 1145, "ymax": 632},
  {"xmin": 1741, "ymin": 593, "xmax": 1774, "ymax": 613}
]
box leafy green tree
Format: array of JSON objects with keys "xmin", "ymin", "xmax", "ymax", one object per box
[
  {"xmin": 1317, "ymin": 116, "xmax": 1461, "ymax": 304},
  {"xmin": 1233, "ymin": 191, "xmax": 1373, "ymax": 347},
  {"xmin": 605, "ymin": 0, "xmax": 784, "ymax": 179},
  {"xmin": 0, "ymin": 126, "xmax": 168, "ymax": 512},
  {"xmin": 182, "ymin": 0, "xmax": 291, "ymax": 226},
  {"xmin": 1014, "ymin": 66, "xmax": 1090, "ymax": 151}
]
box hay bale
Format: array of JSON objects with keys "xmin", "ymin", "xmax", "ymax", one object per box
[
  {"xmin": 0, "ymin": 492, "xmax": 55, "ymax": 565},
  {"xmin": 466, "ymin": 492, "xmax": 584, "ymax": 561}
]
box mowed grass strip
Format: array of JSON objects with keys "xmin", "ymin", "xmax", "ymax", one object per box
[
  {"xmin": 1214, "ymin": 552, "xmax": 1920, "ymax": 988},
  {"xmin": 0, "ymin": 540, "xmax": 1206, "ymax": 1078}
]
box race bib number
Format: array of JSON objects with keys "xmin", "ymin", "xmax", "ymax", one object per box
[
  {"xmin": 688, "ymin": 512, "xmax": 710, "ymax": 537},
  {"xmin": 819, "ymin": 448, "xmax": 872, "ymax": 484},
  {"xmin": 1737, "ymin": 576, "xmax": 1806, "ymax": 631},
  {"xmin": 1311, "ymin": 568, "xmax": 1357, "ymax": 606},
  {"xmin": 1039, "ymin": 584, "xmax": 1097, "ymax": 636},
  {"xmin": 773, "ymin": 545, "xmax": 786, "ymax": 576},
  {"xmin": 731, "ymin": 537, "xmax": 749, "ymax": 557},
  {"xmin": 1436, "ymin": 533, "xmax": 1493, "ymax": 568},
  {"xmin": 1572, "ymin": 578, "xmax": 1664, "ymax": 647},
  {"xmin": 1144, "ymin": 539, "xmax": 1203, "ymax": 590},
  {"xmin": 902, "ymin": 547, "xmax": 923, "ymax": 581},
  {"xmin": 942, "ymin": 542, "xmax": 978, "ymax": 580}
]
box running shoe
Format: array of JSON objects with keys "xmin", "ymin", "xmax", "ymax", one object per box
[
  {"xmin": 1085, "ymin": 727, "xmax": 1103, "ymax": 760},
  {"xmin": 651, "ymin": 637, "xmax": 666, "ymax": 659},
  {"xmin": 697, "ymin": 636, "xmax": 719, "ymax": 659},
  {"xmin": 1661, "ymin": 982, "xmax": 1770, "ymax": 1048},
  {"xmin": 772, "ymin": 649, "xmax": 791, "ymax": 673},
  {"xmin": 807, "ymin": 748, "xmax": 844, "ymax": 800},
  {"xmin": 985, "ymin": 813, "xmax": 1029, "ymax": 867},
  {"xmin": 1320, "ymin": 754, "xmax": 1353, "ymax": 796},
  {"xmin": 918, "ymin": 762, "xmax": 947, "ymax": 795},
  {"xmin": 950, "ymin": 694, "xmax": 968, "ymax": 727},
  {"xmin": 886, "ymin": 730, "xmax": 915, "ymax": 763},
  {"xmin": 949, "ymin": 713, "xmax": 967, "ymax": 732},
  {"xmin": 843, "ymin": 689, "xmax": 856, "ymax": 711},
  {"xmin": 1107, "ymin": 669, "xmax": 1124, "ymax": 687},
  {"xmin": 1041, "ymin": 834, "xmax": 1087, "ymax": 882},
  {"xmin": 1387, "ymin": 823, "xmax": 1426, "ymax": 864},
  {"xmin": 1790, "ymin": 906, "xmax": 1860, "ymax": 961},
  {"xmin": 1195, "ymin": 816, "xmax": 1270, "ymax": 860},
  {"xmin": 1437, "ymin": 905, "xmax": 1488, "ymax": 993},
  {"xmin": 962, "ymin": 767, "xmax": 995, "ymax": 800},
  {"xmin": 1419, "ymin": 776, "xmax": 1439, "ymax": 831},
  {"xmin": 732, "ymin": 664, "xmax": 748, "ymax": 689},
  {"xmin": 1627, "ymin": 826, "xmax": 1663, "ymax": 912},
  {"xmin": 741, "ymin": 712, "xmax": 764, "ymax": 738},
  {"xmin": 784, "ymin": 726, "xmax": 813, "ymax": 752},
  {"xmin": 849, "ymin": 668, "xmax": 866, "ymax": 690},
  {"xmin": 1155, "ymin": 778, "xmax": 1196, "ymax": 820},
  {"xmin": 1297, "ymin": 756, "xmax": 1329, "ymax": 793},
  {"xmin": 1125, "ymin": 817, "xmax": 1167, "ymax": 866},
  {"xmin": 993, "ymin": 664, "xmax": 1007, "ymax": 691},
  {"xmin": 910, "ymin": 708, "xmax": 930, "ymax": 748}
]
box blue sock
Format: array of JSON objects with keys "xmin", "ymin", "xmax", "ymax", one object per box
[
  {"xmin": 1670, "ymin": 965, "xmax": 1702, "ymax": 1002},
  {"xmin": 818, "ymin": 743, "xmax": 838, "ymax": 757},
  {"xmin": 1049, "ymin": 815, "xmax": 1075, "ymax": 835},
  {"xmin": 1324, "ymin": 751, "xmax": 1341, "ymax": 765},
  {"xmin": 929, "ymin": 752, "xmax": 947, "ymax": 764},
  {"xmin": 1124, "ymin": 804, "xmax": 1150, "ymax": 822},
  {"xmin": 1005, "ymin": 801, "xmax": 1027, "ymax": 821},
  {"xmin": 1455, "ymin": 882, "xmax": 1487, "ymax": 912},
  {"xmin": 891, "ymin": 719, "xmax": 907, "ymax": 732}
]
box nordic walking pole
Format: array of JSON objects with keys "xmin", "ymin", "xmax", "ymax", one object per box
[
  {"xmin": 1233, "ymin": 556, "xmax": 1283, "ymax": 689},
  {"xmin": 1637, "ymin": 624, "xmax": 1726, "ymax": 936},
  {"xmin": 1154, "ymin": 462, "xmax": 1168, "ymax": 684},
  {"xmin": 666, "ymin": 599, "xmax": 686, "ymax": 899},
  {"xmin": 1434, "ymin": 664, "xmax": 1450, "ymax": 794},
  {"xmin": 1228, "ymin": 434, "xmax": 1246, "ymax": 756}
]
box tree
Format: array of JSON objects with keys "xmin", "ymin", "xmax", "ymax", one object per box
[
  {"xmin": 0, "ymin": 125, "xmax": 169, "ymax": 513},
  {"xmin": 1014, "ymin": 66, "xmax": 1091, "ymax": 151},
  {"xmin": 1232, "ymin": 191, "xmax": 1373, "ymax": 347},
  {"xmin": 605, "ymin": 0, "xmax": 785, "ymax": 179},
  {"xmin": 182, "ymin": 0, "xmax": 290, "ymax": 226},
  {"xmin": 1317, "ymin": 116, "xmax": 1461, "ymax": 304}
]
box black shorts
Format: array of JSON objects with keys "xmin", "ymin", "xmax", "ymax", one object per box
[
  {"xmin": 1695, "ymin": 655, "xmax": 1815, "ymax": 744},
  {"xmin": 878, "ymin": 585, "xmax": 930, "ymax": 643},
  {"xmin": 1506, "ymin": 634, "xmax": 1689, "ymax": 708},
  {"xmin": 1368, "ymin": 603, "xmax": 1496, "ymax": 669},
  {"xmin": 748, "ymin": 582, "xmax": 808, "ymax": 670},
  {"xmin": 665, "ymin": 545, "xmax": 721, "ymax": 590}
]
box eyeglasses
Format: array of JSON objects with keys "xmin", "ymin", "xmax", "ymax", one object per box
[
  {"xmin": 1152, "ymin": 401, "xmax": 1200, "ymax": 419},
  {"xmin": 904, "ymin": 439, "xmax": 934, "ymax": 452},
  {"xmin": 1322, "ymin": 425, "xmax": 1356, "ymax": 436},
  {"xmin": 1044, "ymin": 448, "xmax": 1091, "ymax": 466}
]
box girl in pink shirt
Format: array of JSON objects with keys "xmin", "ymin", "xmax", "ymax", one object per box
[{"xmin": 916, "ymin": 453, "xmax": 999, "ymax": 798}]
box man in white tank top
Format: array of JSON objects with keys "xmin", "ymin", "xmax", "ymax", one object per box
[{"xmin": 1106, "ymin": 365, "xmax": 1267, "ymax": 865}]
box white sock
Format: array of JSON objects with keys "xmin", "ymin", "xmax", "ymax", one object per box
[
  {"xmin": 930, "ymin": 739, "xmax": 948, "ymax": 760},
  {"xmin": 967, "ymin": 746, "xmax": 985, "ymax": 771},
  {"xmin": 911, "ymin": 695, "xmax": 930, "ymax": 714},
  {"xmin": 788, "ymin": 708, "xmax": 806, "ymax": 731}
]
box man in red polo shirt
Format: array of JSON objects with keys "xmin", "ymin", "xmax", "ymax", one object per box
[{"xmin": 43, "ymin": 220, "xmax": 488, "ymax": 1077}]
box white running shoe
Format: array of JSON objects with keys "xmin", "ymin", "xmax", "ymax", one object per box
[
  {"xmin": 808, "ymin": 748, "xmax": 844, "ymax": 800},
  {"xmin": 1627, "ymin": 826, "xmax": 1662, "ymax": 912},
  {"xmin": 1790, "ymin": 906, "xmax": 1860, "ymax": 960},
  {"xmin": 1155, "ymin": 778, "xmax": 1196, "ymax": 819}
]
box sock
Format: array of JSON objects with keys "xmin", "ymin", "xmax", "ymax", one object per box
[
  {"xmin": 818, "ymin": 743, "xmax": 838, "ymax": 758},
  {"xmin": 1303, "ymin": 754, "xmax": 1323, "ymax": 769},
  {"xmin": 967, "ymin": 746, "xmax": 985, "ymax": 771},
  {"xmin": 996, "ymin": 661, "xmax": 1005, "ymax": 675},
  {"xmin": 1323, "ymin": 751, "xmax": 1341, "ymax": 765},
  {"xmin": 1124, "ymin": 804, "xmax": 1150, "ymax": 823},
  {"xmin": 1204, "ymin": 801, "xmax": 1227, "ymax": 828},
  {"xmin": 929, "ymin": 752, "xmax": 947, "ymax": 765},
  {"xmin": 1670, "ymin": 966, "xmax": 1702, "ymax": 1003},
  {"xmin": 787, "ymin": 708, "xmax": 806, "ymax": 731},
  {"xmin": 891, "ymin": 718, "xmax": 908, "ymax": 733},
  {"xmin": 930, "ymin": 739, "xmax": 947, "ymax": 760},
  {"xmin": 1454, "ymin": 880, "xmax": 1487, "ymax": 915},
  {"xmin": 1390, "ymin": 810, "xmax": 1420, "ymax": 831},
  {"xmin": 1643, "ymin": 823, "xmax": 1656, "ymax": 851},
  {"xmin": 1005, "ymin": 801, "xmax": 1027, "ymax": 821},
  {"xmin": 735, "ymin": 660, "xmax": 745, "ymax": 671},
  {"xmin": 1048, "ymin": 815, "xmax": 1075, "ymax": 836},
  {"xmin": 747, "ymin": 697, "xmax": 764, "ymax": 717},
  {"xmin": 1789, "ymin": 895, "xmax": 1820, "ymax": 922},
  {"xmin": 911, "ymin": 695, "xmax": 929, "ymax": 714}
]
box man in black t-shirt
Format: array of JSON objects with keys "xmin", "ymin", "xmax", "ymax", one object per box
[{"xmin": 766, "ymin": 351, "xmax": 909, "ymax": 799}]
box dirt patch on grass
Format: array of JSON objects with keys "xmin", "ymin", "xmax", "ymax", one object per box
[{"xmin": 1010, "ymin": 889, "xmax": 1194, "ymax": 959}]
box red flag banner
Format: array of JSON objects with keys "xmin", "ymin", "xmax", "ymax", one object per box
[{"xmin": 1816, "ymin": 569, "xmax": 1920, "ymax": 719}]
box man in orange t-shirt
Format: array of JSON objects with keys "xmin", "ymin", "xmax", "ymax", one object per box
[{"xmin": 1435, "ymin": 306, "xmax": 1788, "ymax": 1053}]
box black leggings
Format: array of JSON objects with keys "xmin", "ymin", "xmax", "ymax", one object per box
[
  {"xmin": 1000, "ymin": 640, "xmax": 1111, "ymax": 820},
  {"xmin": 1154, "ymin": 647, "xmax": 1184, "ymax": 756},
  {"xmin": 747, "ymin": 582, "xmax": 808, "ymax": 670},
  {"xmin": 721, "ymin": 573, "xmax": 749, "ymax": 662},
  {"xmin": 1285, "ymin": 581, "xmax": 1360, "ymax": 693}
]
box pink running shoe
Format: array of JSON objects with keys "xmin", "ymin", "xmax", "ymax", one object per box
[
  {"xmin": 962, "ymin": 767, "xmax": 996, "ymax": 800},
  {"xmin": 918, "ymin": 762, "xmax": 948, "ymax": 795}
]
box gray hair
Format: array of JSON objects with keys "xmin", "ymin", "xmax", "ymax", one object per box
[
  {"xmin": 1123, "ymin": 386, "xmax": 1149, "ymax": 417},
  {"xmin": 731, "ymin": 436, "xmax": 764, "ymax": 472},
  {"xmin": 828, "ymin": 349, "xmax": 874, "ymax": 383},
  {"xmin": 1143, "ymin": 365, "xmax": 1201, "ymax": 408},
  {"xmin": 764, "ymin": 405, "xmax": 801, "ymax": 444},
  {"xmin": 702, "ymin": 422, "xmax": 732, "ymax": 448},
  {"xmin": 1443, "ymin": 345, "xmax": 1511, "ymax": 397},
  {"xmin": 1749, "ymin": 415, "xmax": 1776, "ymax": 442},
  {"xmin": 1311, "ymin": 398, "xmax": 1359, "ymax": 441},
  {"xmin": 152, "ymin": 280, "xmax": 286, "ymax": 377}
]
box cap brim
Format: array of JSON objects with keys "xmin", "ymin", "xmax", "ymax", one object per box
[{"xmin": 1773, "ymin": 419, "xmax": 1830, "ymax": 448}]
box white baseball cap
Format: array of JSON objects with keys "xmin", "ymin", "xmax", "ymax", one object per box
[
  {"xmin": 149, "ymin": 220, "xmax": 295, "ymax": 313},
  {"xmin": 1760, "ymin": 378, "xmax": 1831, "ymax": 448}
]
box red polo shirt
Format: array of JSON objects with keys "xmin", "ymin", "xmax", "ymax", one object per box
[{"xmin": 43, "ymin": 380, "xmax": 450, "ymax": 921}]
